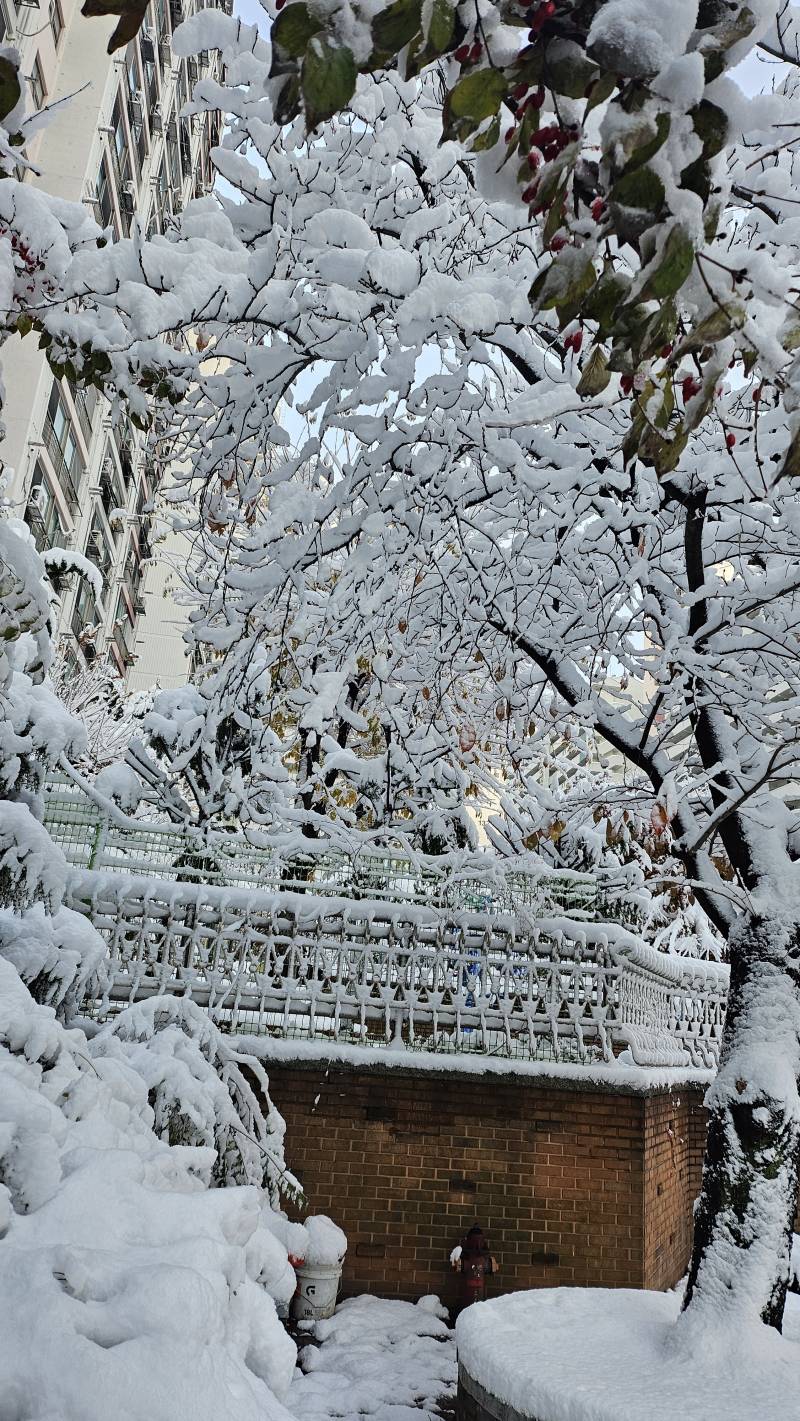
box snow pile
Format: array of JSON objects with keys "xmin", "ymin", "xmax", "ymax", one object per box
[
  {"xmin": 303, "ymin": 1214, "xmax": 348, "ymax": 1266},
  {"xmin": 457, "ymin": 1288, "xmax": 800, "ymax": 1421},
  {"xmin": 289, "ymin": 1295, "xmax": 456, "ymax": 1421},
  {"xmin": 0, "ymin": 954, "xmax": 299, "ymax": 1421}
]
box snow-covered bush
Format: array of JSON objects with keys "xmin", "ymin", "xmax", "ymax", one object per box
[
  {"xmin": 0, "ymin": 956, "xmax": 297, "ymax": 1421},
  {"xmin": 0, "ymin": 477, "xmax": 306, "ymax": 1417},
  {"xmin": 0, "ymin": 902, "xmax": 110, "ymax": 1019},
  {"xmin": 91, "ymin": 996, "xmax": 302, "ymax": 1206}
]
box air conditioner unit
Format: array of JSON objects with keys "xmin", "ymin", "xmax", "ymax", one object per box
[
  {"xmin": 130, "ymin": 94, "xmax": 143, "ymax": 121},
  {"xmin": 101, "ymin": 456, "xmax": 116, "ymax": 478},
  {"xmin": 120, "ymin": 190, "xmax": 135, "ymax": 217},
  {"xmin": 159, "ymin": 38, "xmax": 171, "ymax": 66},
  {"xmin": 140, "ymin": 33, "xmax": 155, "ymax": 63},
  {"xmin": 150, "ymin": 104, "xmax": 163, "ymax": 134},
  {"xmin": 169, "ymin": 0, "xmax": 182, "ymax": 24}
]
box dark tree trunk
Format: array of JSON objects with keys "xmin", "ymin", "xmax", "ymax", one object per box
[{"xmin": 682, "ymin": 910, "xmax": 800, "ymax": 1330}]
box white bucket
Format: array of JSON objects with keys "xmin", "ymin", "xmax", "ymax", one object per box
[{"xmin": 291, "ymin": 1260, "xmax": 343, "ymax": 1322}]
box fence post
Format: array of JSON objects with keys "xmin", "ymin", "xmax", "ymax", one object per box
[{"xmin": 88, "ymin": 813, "xmax": 110, "ymax": 870}]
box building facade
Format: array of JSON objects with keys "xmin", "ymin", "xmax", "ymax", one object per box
[{"xmin": 0, "ymin": 0, "xmax": 225, "ymax": 679}]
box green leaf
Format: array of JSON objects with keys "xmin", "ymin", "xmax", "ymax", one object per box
[
  {"xmin": 642, "ymin": 427, "xmax": 689, "ymax": 475},
  {"xmin": 443, "ymin": 67, "xmax": 507, "ymax": 141},
  {"xmin": 691, "ymin": 99, "xmax": 728, "ymax": 158},
  {"xmin": 676, "ymin": 301, "xmax": 745, "ymax": 356},
  {"xmin": 639, "ymin": 224, "xmax": 695, "ymax": 301},
  {"xmin": 583, "ymin": 267, "xmax": 632, "ymax": 331},
  {"xmin": 609, "ymin": 165, "xmax": 665, "ymax": 213},
  {"xmin": 424, "ymin": 0, "xmax": 455, "ymax": 53},
  {"xmin": 301, "ymin": 38, "xmax": 357, "ymax": 129},
  {"xmin": 272, "ymin": 3, "xmax": 323, "ymax": 58},
  {"xmin": 274, "ymin": 74, "xmax": 302, "ymax": 126},
  {"xmin": 0, "ymin": 55, "xmax": 21, "ymax": 126},
  {"xmin": 585, "ymin": 69, "xmax": 616, "ymax": 113},
  {"xmin": 15, "ymin": 313, "xmax": 33, "ymax": 338},
  {"xmin": 781, "ymin": 428, "xmax": 800, "ymax": 479},
  {"xmin": 530, "ymin": 248, "xmax": 596, "ymax": 315},
  {"xmin": 618, "ymin": 112, "xmax": 670, "ymax": 178},
  {"xmin": 576, "ymin": 345, "xmax": 611, "ymax": 396},
  {"xmin": 371, "ymin": 0, "xmax": 422, "ymax": 55},
  {"xmin": 471, "ymin": 113, "xmax": 501, "ymax": 152},
  {"xmin": 545, "ymin": 40, "xmax": 598, "ymax": 99}
]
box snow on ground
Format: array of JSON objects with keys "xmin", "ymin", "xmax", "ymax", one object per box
[
  {"xmin": 457, "ymin": 1287, "xmax": 800, "ymax": 1421},
  {"xmin": 288, "ymin": 1295, "xmax": 457, "ymax": 1421}
]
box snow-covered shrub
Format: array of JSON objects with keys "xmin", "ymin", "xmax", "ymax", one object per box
[
  {"xmin": 0, "ymin": 902, "xmax": 110, "ymax": 1020},
  {"xmin": 0, "ymin": 956, "xmax": 297, "ymax": 1421},
  {"xmin": 91, "ymin": 996, "xmax": 302, "ymax": 1206}
]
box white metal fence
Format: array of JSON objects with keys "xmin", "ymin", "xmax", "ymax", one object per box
[
  {"xmin": 44, "ymin": 770, "xmax": 636, "ymax": 919},
  {"xmin": 68, "ymin": 871, "xmax": 728, "ymax": 1070}
]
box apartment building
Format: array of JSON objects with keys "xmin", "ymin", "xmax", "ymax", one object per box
[{"xmin": 0, "ymin": 0, "xmax": 227, "ymax": 678}]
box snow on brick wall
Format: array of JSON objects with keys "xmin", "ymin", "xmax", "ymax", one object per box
[{"xmin": 258, "ymin": 1059, "xmax": 709, "ymax": 1304}]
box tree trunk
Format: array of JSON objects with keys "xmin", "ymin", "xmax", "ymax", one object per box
[{"xmin": 682, "ymin": 909, "xmax": 800, "ymax": 1330}]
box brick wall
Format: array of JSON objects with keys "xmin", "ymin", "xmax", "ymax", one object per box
[{"xmin": 265, "ymin": 1057, "xmax": 708, "ymax": 1306}]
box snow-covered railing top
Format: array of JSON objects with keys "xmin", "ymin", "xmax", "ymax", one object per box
[
  {"xmin": 67, "ymin": 871, "xmax": 728, "ymax": 1072},
  {"xmin": 44, "ymin": 770, "xmax": 635, "ymax": 923}
]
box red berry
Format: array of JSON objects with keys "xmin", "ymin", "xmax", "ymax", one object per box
[
  {"xmin": 660, "ymin": 343, "xmax": 673, "ymax": 358},
  {"xmin": 505, "ymin": 127, "xmax": 517, "ymax": 143},
  {"xmin": 682, "ymin": 375, "xmax": 701, "ymax": 401},
  {"xmin": 513, "ymin": 81, "xmax": 528, "ymax": 99},
  {"xmin": 470, "ymin": 41, "xmax": 482, "ymax": 60},
  {"xmin": 726, "ymin": 432, "xmax": 736, "ymax": 449},
  {"xmin": 753, "ymin": 384, "xmax": 762, "ymax": 402},
  {"xmin": 522, "ymin": 182, "xmax": 539, "ymax": 202},
  {"xmin": 527, "ymin": 151, "xmax": 541, "ymax": 170},
  {"xmin": 454, "ymin": 44, "xmax": 470, "ymax": 61},
  {"xmin": 527, "ymin": 87, "xmax": 545, "ymax": 109},
  {"xmin": 571, "ymin": 329, "xmax": 583, "ymax": 353},
  {"xmin": 550, "ymin": 235, "xmax": 568, "ymax": 252},
  {"xmin": 590, "ymin": 197, "xmax": 605, "ymax": 221},
  {"xmin": 620, "ymin": 374, "xmax": 634, "ymax": 395},
  {"xmin": 275, "ymin": 0, "xmax": 286, "ymax": 8}
]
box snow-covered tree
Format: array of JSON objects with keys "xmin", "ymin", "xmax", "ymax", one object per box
[{"xmin": 56, "ymin": 5, "xmax": 800, "ymax": 1335}]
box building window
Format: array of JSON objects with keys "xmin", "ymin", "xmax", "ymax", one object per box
[
  {"xmin": 67, "ymin": 380, "xmax": 98, "ymax": 448},
  {"xmin": 26, "ymin": 461, "xmax": 64, "ymax": 552},
  {"xmin": 0, "ymin": 2, "xmax": 9, "ymax": 45},
  {"xmin": 85, "ymin": 513, "xmax": 114, "ymax": 590},
  {"xmin": 111, "ymin": 93, "xmax": 133, "ymax": 187},
  {"xmin": 29, "ymin": 54, "xmax": 46, "ymax": 110},
  {"xmin": 99, "ymin": 447, "xmax": 125, "ymax": 521},
  {"xmin": 49, "ymin": 0, "xmax": 63, "ymax": 47},
  {"xmin": 72, "ymin": 580, "xmax": 100, "ymax": 658},
  {"xmin": 96, "ymin": 154, "xmax": 116, "ymax": 232},
  {"xmin": 44, "ymin": 382, "xmax": 84, "ymax": 512}
]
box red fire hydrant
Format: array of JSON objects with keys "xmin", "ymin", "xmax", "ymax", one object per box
[{"xmin": 450, "ymin": 1224, "xmax": 498, "ymax": 1312}]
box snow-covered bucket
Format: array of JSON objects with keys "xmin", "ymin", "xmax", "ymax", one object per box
[
  {"xmin": 291, "ymin": 1259, "xmax": 343, "ymax": 1321},
  {"xmin": 290, "ymin": 1215, "xmax": 347, "ymax": 1323}
]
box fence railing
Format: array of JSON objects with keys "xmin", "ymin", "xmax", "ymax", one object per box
[
  {"xmin": 68, "ymin": 871, "xmax": 728, "ymax": 1071},
  {"xmin": 44, "ymin": 770, "xmax": 637, "ymax": 922}
]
